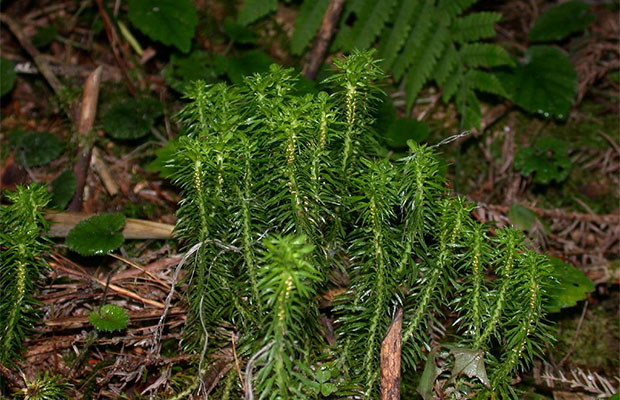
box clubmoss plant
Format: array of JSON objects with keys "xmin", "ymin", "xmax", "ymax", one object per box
[
  {"xmin": 0, "ymin": 184, "xmax": 51, "ymax": 364},
  {"xmin": 164, "ymin": 50, "xmax": 553, "ymax": 399}
]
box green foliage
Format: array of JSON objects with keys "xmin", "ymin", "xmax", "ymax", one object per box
[
  {"xmin": 529, "ymin": 1, "xmax": 595, "ymax": 42},
  {"xmin": 50, "ymin": 170, "xmax": 76, "ymax": 210},
  {"xmin": 291, "ymin": 0, "xmax": 330, "ymax": 55},
  {"xmin": 164, "ymin": 51, "xmax": 216, "ymax": 93},
  {"xmin": 546, "ymin": 257, "xmax": 594, "ymax": 313},
  {"xmin": 102, "ymin": 97, "xmax": 163, "ymax": 140},
  {"xmin": 508, "ymin": 204, "xmax": 538, "ymax": 231},
  {"xmin": 498, "ymin": 46, "xmax": 577, "ymax": 120},
  {"xmin": 166, "ymin": 52, "xmax": 555, "ymax": 399},
  {"xmin": 20, "ymin": 372, "xmax": 74, "ymax": 400},
  {"xmin": 237, "ymin": 0, "xmax": 277, "ymax": 26},
  {"xmin": 89, "ymin": 304, "xmax": 129, "ymax": 332},
  {"xmin": 1, "ymin": 57, "xmax": 16, "ymax": 96},
  {"xmin": 31, "ymin": 26, "xmax": 58, "ymax": 48},
  {"xmin": 66, "ymin": 213, "xmax": 126, "ymax": 256},
  {"xmin": 0, "ymin": 184, "xmax": 51, "ymax": 364},
  {"xmin": 128, "ymin": 0, "xmax": 198, "ymax": 53},
  {"xmin": 223, "ymin": 18, "xmax": 258, "ymax": 44},
  {"xmin": 384, "ymin": 117, "xmax": 429, "ymax": 149},
  {"xmin": 11, "ymin": 130, "xmax": 63, "ymax": 167},
  {"xmin": 514, "ymin": 137, "xmax": 571, "ymax": 184},
  {"xmin": 225, "ymin": 50, "xmax": 276, "ymax": 85}
]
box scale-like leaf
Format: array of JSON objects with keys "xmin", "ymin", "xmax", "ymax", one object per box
[
  {"xmin": 89, "ymin": 304, "xmax": 129, "ymax": 332},
  {"xmin": 497, "ymin": 46, "xmax": 577, "ymax": 119},
  {"xmin": 128, "ymin": 0, "xmax": 198, "ymax": 53},
  {"xmin": 529, "ymin": 1, "xmax": 595, "ymax": 42},
  {"xmin": 66, "ymin": 213, "xmax": 125, "ymax": 256}
]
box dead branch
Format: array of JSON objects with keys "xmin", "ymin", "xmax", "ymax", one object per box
[
  {"xmin": 302, "ymin": 0, "xmax": 346, "ymax": 80},
  {"xmin": 380, "ymin": 308, "xmax": 403, "ymax": 400}
]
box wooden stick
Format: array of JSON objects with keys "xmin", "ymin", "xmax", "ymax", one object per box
[
  {"xmin": 68, "ymin": 66, "xmax": 103, "ymax": 211},
  {"xmin": 45, "ymin": 212, "xmax": 175, "ymax": 239},
  {"xmin": 0, "ymin": 13, "xmax": 68, "ymax": 116},
  {"xmin": 302, "ymin": 0, "xmax": 346, "ymax": 80},
  {"xmin": 380, "ymin": 308, "xmax": 403, "ymax": 400},
  {"xmin": 91, "ymin": 147, "xmax": 119, "ymax": 196}
]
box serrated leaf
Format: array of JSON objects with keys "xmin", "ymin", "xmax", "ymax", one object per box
[
  {"xmin": 66, "ymin": 213, "xmax": 125, "ymax": 256},
  {"xmin": 89, "ymin": 304, "xmax": 129, "ymax": 332},
  {"xmin": 291, "ymin": 0, "xmax": 330, "ymax": 55},
  {"xmin": 384, "ymin": 118, "xmax": 429, "ymax": 149},
  {"xmin": 448, "ymin": 347, "xmax": 490, "ymax": 387},
  {"xmin": 128, "ymin": 0, "xmax": 197, "ymax": 53},
  {"xmin": 226, "ymin": 50, "xmax": 275, "ymax": 85},
  {"xmin": 417, "ymin": 347, "xmax": 443, "ymax": 400},
  {"xmin": 237, "ymin": 0, "xmax": 277, "ymax": 26},
  {"xmin": 508, "ymin": 204, "xmax": 537, "ymax": 231},
  {"xmin": 546, "ymin": 257, "xmax": 594, "ymax": 313},
  {"xmin": 50, "ymin": 170, "xmax": 76, "ymax": 210},
  {"xmin": 103, "ymin": 97, "xmax": 163, "ymax": 140},
  {"xmin": 1, "ymin": 57, "xmax": 16, "ymax": 96},
  {"xmin": 12, "ymin": 131, "xmax": 63, "ymax": 167},
  {"xmin": 514, "ymin": 137, "xmax": 571, "ymax": 184},
  {"xmin": 497, "ymin": 45, "xmax": 577, "ymax": 119},
  {"xmin": 223, "ymin": 18, "xmax": 257, "ymax": 44},
  {"xmin": 451, "ymin": 12, "xmax": 501, "ymax": 43},
  {"xmin": 529, "ymin": 1, "xmax": 595, "ymax": 42}
]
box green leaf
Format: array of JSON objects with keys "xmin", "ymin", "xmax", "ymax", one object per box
[
  {"xmin": 50, "ymin": 170, "xmax": 76, "ymax": 210},
  {"xmin": 448, "ymin": 347, "xmax": 490, "ymax": 387},
  {"xmin": 12, "ymin": 131, "xmax": 63, "ymax": 167},
  {"xmin": 66, "ymin": 213, "xmax": 126, "ymax": 256},
  {"xmin": 226, "ymin": 50, "xmax": 275, "ymax": 85},
  {"xmin": 460, "ymin": 43, "xmax": 514, "ymax": 68},
  {"xmin": 102, "ymin": 97, "xmax": 163, "ymax": 140},
  {"xmin": 164, "ymin": 51, "xmax": 216, "ymax": 93},
  {"xmin": 417, "ymin": 347, "xmax": 443, "ymax": 400},
  {"xmin": 514, "ymin": 137, "xmax": 571, "ymax": 184},
  {"xmin": 529, "ymin": 1, "xmax": 595, "ymax": 42},
  {"xmin": 128, "ymin": 0, "xmax": 198, "ymax": 53},
  {"xmin": 89, "ymin": 304, "xmax": 129, "ymax": 332},
  {"xmin": 223, "ymin": 18, "xmax": 257, "ymax": 44},
  {"xmin": 508, "ymin": 204, "xmax": 538, "ymax": 231},
  {"xmin": 291, "ymin": 0, "xmax": 330, "ymax": 55},
  {"xmin": 546, "ymin": 257, "xmax": 594, "ymax": 313},
  {"xmin": 384, "ymin": 118, "xmax": 429, "ymax": 149},
  {"xmin": 451, "ymin": 12, "xmax": 501, "ymax": 43},
  {"xmin": 497, "ymin": 45, "xmax": 577, "ymax": 120},
  {"xmin": 145, "ymin": 138, "xmax": 180, "ymax": 178},
  {"xmin": 237, "ymin": 0, "xmax": 277, "ymax": 26},
  {"xmin": 1, "ymin": 57, "xmax": 17, "ymax": 96},
  {"xmin": 31, "ymin": 26, "xmax": 58, "ymax": 48}
]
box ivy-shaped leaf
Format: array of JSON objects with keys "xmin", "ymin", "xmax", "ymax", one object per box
[
  {"xmin": 102, "ymin": 97, "xmax": 163, "ymax": 140},
  {"xmin": 50, "ymin": 170, "xmax": 76, "ymax": 210},
  {"xmin": 89, "ymin": 304, "xmax": 129, "ymax": 332},
  {"xmin": 128, "ymin": 0, "xmax": 198, "ymax": 53},
  {"xmin": 529, "ymin": 1, "xmax": 595, "ymax": 42},
  {"xmin": 448, "ymin": 347, "xmax": 490, "ymax": 387},
  {"xmin": 1, "ymin": 57, "xmax": 17, "ymax": 97},
  {"xmin": 546, "ymin": 257, "xmax": 594, "ymax": 313},
  {"xmin": 66, "ymin": 213, "xmax": 125, "ymax": 256},
  {"xmin": 12, "ymin": 131, "xmax": 63, "ymax": 167},
  {"xmin": 514, "ymin": 137, "xmax": 571, "ymax": 184},
  {"xmin": 497, "ymin": 45, "xmax": 577, "ymax": 120}
]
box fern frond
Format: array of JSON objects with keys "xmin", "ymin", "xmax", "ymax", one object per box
[
  {"xmin": 405, "ymin": 19, "xmax": 450, "ymax": 111},
  {"xmin": 291, "ymin": 0, "xmax": 330, "ymax": 55},
  {"xmin": 437, "ymin": 0, "xmax": 479, "ymax": 19},
  {"xmin": 377, "ymin": 0, "xmax": 422, "ymax": 70},
  {"xmin": 0, "ymin": 184, "xmax": 51, "ymax": 364},
  {"xmin": 455, "ymin": 83, "xmax": 482, "ymax": 129},
  {"xmin": 460, "ymin": 43, "xmax": 513, "ymax": 68},
  {"xmin": 433, "ymin": 43, "xmax": 459, "ymax": 87},
  {"xmin": 451, "ymin": 12, "xmax": 501, "ymax": 43},
  {"xmin": 467, "ymin": 69, "xmax": 507, "ymax": 97},
  {"xmin": 391, "ymin": 0, "xmax": 435, "ymax": 80},
  {"xmin": 237, "ymin": 0, "xmax": 277, "ymax": 26}
]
